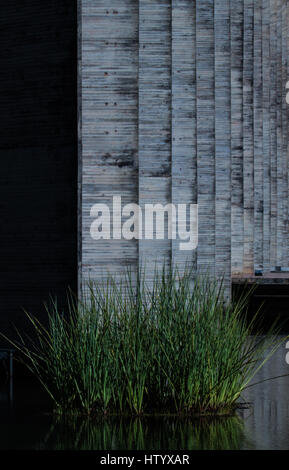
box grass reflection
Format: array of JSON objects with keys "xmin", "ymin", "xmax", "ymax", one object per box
[{"xmin": 38, "ymin": 415, "xmax": 251, "ymax": 450}]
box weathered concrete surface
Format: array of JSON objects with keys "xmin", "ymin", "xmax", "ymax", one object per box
[{"xmin": 79, "ymin": 0, "xmax": 289, "ymax": 296}]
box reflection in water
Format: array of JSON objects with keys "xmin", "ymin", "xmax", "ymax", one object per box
[
  {"xmin": 238, "ymin": 335, "xmax": 289, "ymax": 450},
  {"xmin": 0, "ymin": 379, "xmax": 13, "ymax": 413},
  {"xmin": 0, "ymin": 336, "xmax": 289, "ymax": 449},
  {"xmin": 37, "ymin": 415, "xmax": 250, "ymax": 451}
]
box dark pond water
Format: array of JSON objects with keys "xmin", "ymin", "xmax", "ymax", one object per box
[{"xmin": 1, "ymin": 337, "xmax": 289, "ymax": 450}]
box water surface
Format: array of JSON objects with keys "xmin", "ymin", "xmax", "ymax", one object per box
[{"xmin": 1, "ymin": 337, "xmax": 289, "ymax": 450}]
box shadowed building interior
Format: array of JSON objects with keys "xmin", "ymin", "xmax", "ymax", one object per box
[{"xmin": 0, "ymin": 1, "xmax": 77, "ymax": 345}]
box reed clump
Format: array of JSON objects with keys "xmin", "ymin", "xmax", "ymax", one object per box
[{"xmin": 3, "ymin": 266, "xmax": 283, "ymax": 416}]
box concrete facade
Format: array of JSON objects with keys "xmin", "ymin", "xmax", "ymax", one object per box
[{"xmin": 79, "ymin": 0, "xmax": 289, "ymax": 295}]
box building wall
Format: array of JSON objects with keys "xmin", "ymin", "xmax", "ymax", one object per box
[
  {"xmin": 0, "ymin": 1, "xmax": 77, "ymax": 343},
  {"xmin": 80, "ymin": 0, "xmax": 289, "ymax": 294}
]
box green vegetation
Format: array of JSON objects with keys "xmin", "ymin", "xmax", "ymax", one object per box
[{"xmin": 2, "ymin": 266, "xmax": 284, "ymax": 416}]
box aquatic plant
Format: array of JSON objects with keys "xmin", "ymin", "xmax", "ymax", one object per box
[{"xmin": 1, "ymin": 265, "xmax": 284, "ymax": 416}]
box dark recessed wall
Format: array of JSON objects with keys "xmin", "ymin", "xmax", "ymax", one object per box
[{"xmin": 0, "ymin": 1, "xmax": 77, "ymax": 345}]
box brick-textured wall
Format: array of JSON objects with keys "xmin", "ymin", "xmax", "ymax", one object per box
[{"xmin": 0, "ymin": 1, "xmax": 77, "ymax": 343}]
